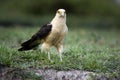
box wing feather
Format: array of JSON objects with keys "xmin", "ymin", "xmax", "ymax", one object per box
[
  {"xmin": 19, "ymin": 24, "xmax": 52, "ymax": 51},
  {"xmin": 32, "ymin": 24, "xmax": 52, "ymax": 40}
]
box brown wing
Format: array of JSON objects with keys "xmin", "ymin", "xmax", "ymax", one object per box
[{"xmin": 18, "ymin": 24, "xmax": 52, "ymax": 51}]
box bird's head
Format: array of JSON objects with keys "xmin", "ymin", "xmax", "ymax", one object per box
[{"xmin": 56, "ymin": 9, "xmax": 66, "ymax": 17}]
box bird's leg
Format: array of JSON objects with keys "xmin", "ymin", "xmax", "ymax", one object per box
[
  {"xmin": 57, "ymin": 44, "xmax": 63, "ymax": 62},
  {"xmin": 48, "ymin": 51, "xmax": 51, "ymax": 60},
  {"xmin": 41, "ymin": 43, "xmax": 51, "ymax": 61},
  {"xmin": 41, "ymin": 49, "xmax": 51, "ymax": 61}
]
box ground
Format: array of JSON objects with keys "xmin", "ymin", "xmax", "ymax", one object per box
[{"xmin": 0, "ymin": 26, "xmax": 120, "ymax": 79}]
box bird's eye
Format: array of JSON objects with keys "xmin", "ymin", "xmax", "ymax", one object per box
[{"xmin": 57, "ymin": 11, "xmax": 60, "ymax": 14}]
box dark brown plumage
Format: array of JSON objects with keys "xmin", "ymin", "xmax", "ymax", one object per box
[{"xmin": 18, "ymin": 24, "xmax": 52, "ymax": 51}]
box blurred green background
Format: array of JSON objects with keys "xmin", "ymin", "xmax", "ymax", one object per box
[
  {"xmin": 0, "ymin": 0, "xmax": 120, "ymax": 29},
  {"xmin": 0, "ymin": 1, "xmax": 120, "ymax": 76}
]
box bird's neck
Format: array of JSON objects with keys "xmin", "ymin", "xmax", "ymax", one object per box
[{"xmin": 51, "ymin": 15, "xmax": 66, "ymax": 25}]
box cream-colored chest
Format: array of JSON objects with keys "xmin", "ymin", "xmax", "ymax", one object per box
[{"xmin": 46, "ymin": 24, "xmax": 67, "ymax": 45}]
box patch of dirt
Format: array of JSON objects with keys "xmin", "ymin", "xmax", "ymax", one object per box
[{"xmin": 0, "ymin": 66, "xmax": 119, "ymax": 80}]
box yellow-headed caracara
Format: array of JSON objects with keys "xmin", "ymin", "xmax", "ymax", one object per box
[{"xmin": 18, "ymin": 9, "xmax": 68, "ymax": 61}]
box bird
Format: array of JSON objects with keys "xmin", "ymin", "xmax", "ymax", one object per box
[{"xmin": 18, "ymin": 9, "xmax": 68, "ymax": 61}]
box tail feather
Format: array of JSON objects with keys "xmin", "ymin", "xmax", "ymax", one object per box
[
  {"xmin": 21, "ymin": 39, "xmax": 32, "ymax": 46},
  {"xmin": 18, "ymin": 39, "xmax": 39, "ymax": 51},
  {"xmin": 18, "ymin": 44, "xmax": 39, "ymax": 51}
]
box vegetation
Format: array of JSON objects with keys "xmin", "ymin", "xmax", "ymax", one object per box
[
  {"xmin": 0, "ymin": 0, "xmax": 120, "ymax": 28},
  {"xmin": 0, "ymin": 0, "xmax": 120, "ymax": 79},
  {"xmin": 0, "ymin": 0, "xmax": 120, "ymax": 16},
  {"xmin": 0, "ymin": 25, "xmax": 120, "ymax": 75}
]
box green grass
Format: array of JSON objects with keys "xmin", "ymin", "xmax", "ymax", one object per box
[{"xmin": 0, "ymin": 27, "xmax": 120, "ymax": 75}]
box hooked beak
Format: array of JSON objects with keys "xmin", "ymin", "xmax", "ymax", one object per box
[
  {"xmin": 57, "ymin": 9, "xmax": 66, "ymax": 17},
  {"xmin": 57, "ymin": 11, "xmax": 65, "ymax": 17}
]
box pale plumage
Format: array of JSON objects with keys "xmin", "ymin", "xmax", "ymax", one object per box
[{"xmin": 18, "ymin": 9, "xmax": 68, "ymax": 61}]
